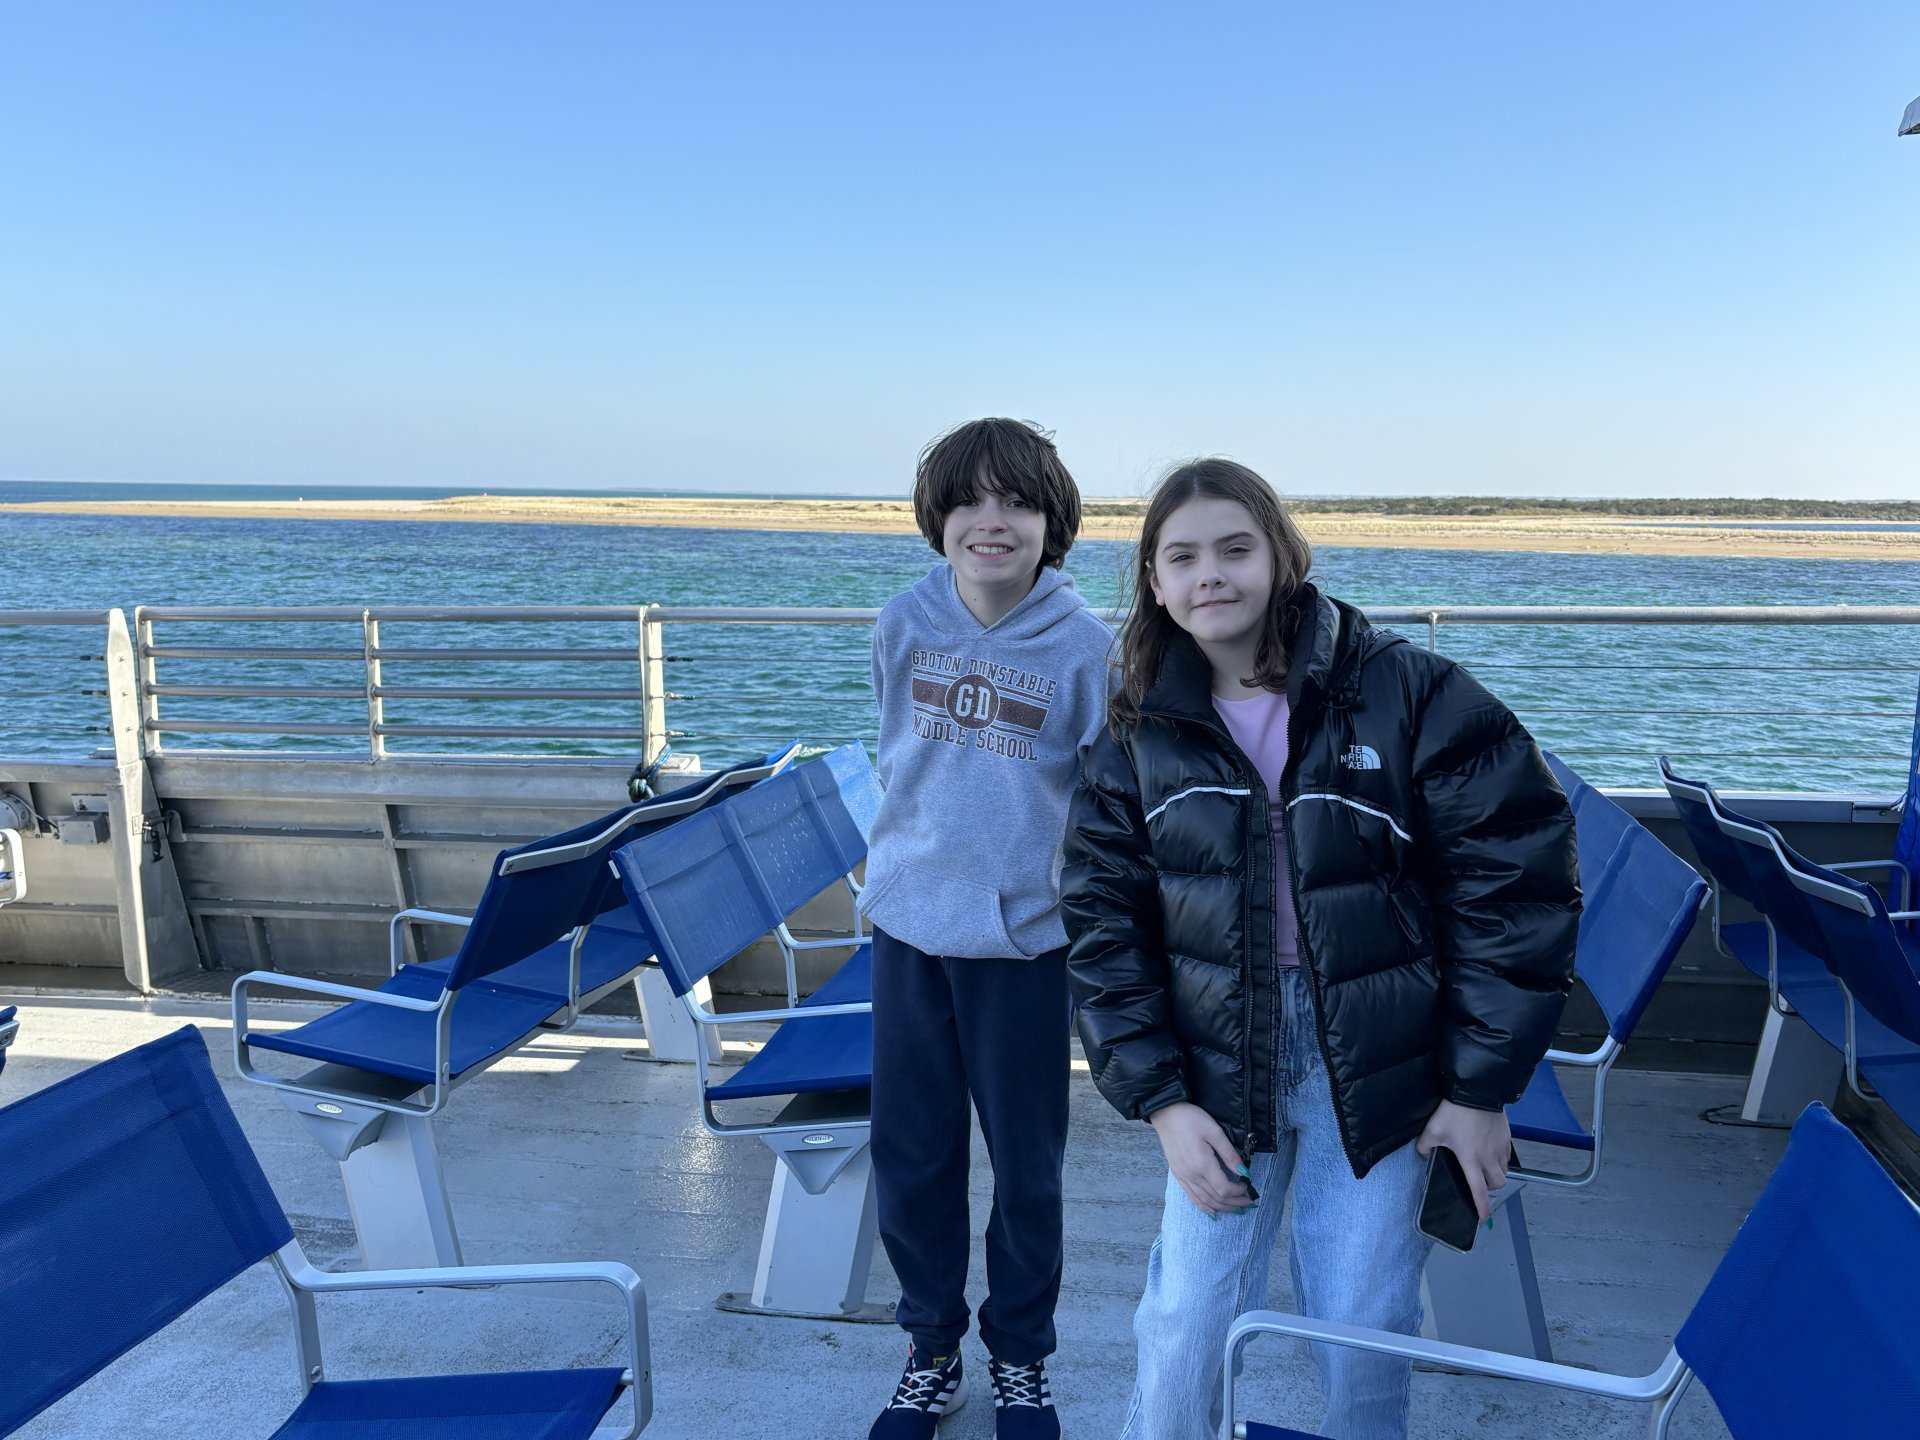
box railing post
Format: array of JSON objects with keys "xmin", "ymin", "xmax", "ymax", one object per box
[
  {"xmin": 639, "ymin": 604, "xmax": 668, "ymax": 770},
  {"xmin": 363, "ymin": 612, "xmax": 387, "ymax": 761},
  {"xmin": 103, "ymin": 609, "xmax": 199, "ymax": 989},
  {"xmin": 1427, "ymin": 611, "xmax": 1440, "ymax": 652}
]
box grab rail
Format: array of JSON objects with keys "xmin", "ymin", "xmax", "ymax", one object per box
[{"xmin": 4, "ymin": 605, "xmax": 1918, "ymax": 790}]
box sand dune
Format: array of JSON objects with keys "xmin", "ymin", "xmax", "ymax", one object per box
[{"xmin": 5, "ymin": 493, "xmax": 1918, "ymax": 561}]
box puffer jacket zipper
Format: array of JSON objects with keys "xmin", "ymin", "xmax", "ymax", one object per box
[
  {"xmin": 1284, "ymin": 633, "xmax": 1372, "ymax": 1178},
  {"xmin": 1284, "ymin": 718, "xmax": 1364, "ymax": 1177},
  {"xmin": 1177, "ymin": 710, "xmax": 1268, "ymax": 1156}
]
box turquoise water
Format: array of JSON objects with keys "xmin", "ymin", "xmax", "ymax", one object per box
[{"xmin": 4, "ymin": 507, "xmax": 1917, "ymax": 791}]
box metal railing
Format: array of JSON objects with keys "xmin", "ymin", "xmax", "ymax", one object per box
[
  {"xmin": 0, "ymin": 610, "xmax": 118, "ymax": 757},
  {"xmin": 131, "ymin": 605, "xmax": 668, "ymax": 761},
  {"xmin": 4, "ymin": 604, "xmax": 1918, "ymax": 790}
]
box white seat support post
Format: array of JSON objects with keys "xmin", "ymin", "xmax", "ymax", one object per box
[
  {"xmin": 1420, "ymin": 1183, "xmax": 1552, "ymax": 1361},
  {"xmin": 715, "ymin": 1122, "xmax": 892, "ymax": 1323},
  {"xmin": 631, "ymin": 964, "xmax": 723, "ymax": 1064},
  {"xmin": 278, "ymin": 1087, "xmax": 463, "ymax": 1271},
  {"xmin": 1740, "ymin": 1005, "xmax": 1843, "ymax": 1124}
]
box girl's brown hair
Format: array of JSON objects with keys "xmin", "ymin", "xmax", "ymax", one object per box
[{"xmin": 1111, "ymin": 458, "xmax": 1315, "ymax": 728}]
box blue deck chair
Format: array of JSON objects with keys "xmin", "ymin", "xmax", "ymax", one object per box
[
  {"xmin": 232, "ymin": 748, "xmax": 796, "ymax": 1269},
  {"xmin": 610, "ymin": 742, "xmax": 885, "ymax": 1323},
  {"xmin": 1660, "ymin": 758, "xmax": 1867, "ymax": 1124},
  {"xmin": 1513, "ymin": 756, "xmax": 1707, "ymax": 1185},
  {"xmin": 0, "ymin": 1026, "xmax": 649, "ymax": 1440},
  {"xmin": 1893, "ymin": 675, "xmax": 1920, "ymax": 930},
  {"xmin": 1659, "ymin": 757, "xmax": 1790, "ymax": 995},
  {"xmin": 0, "ymin": 1005, "xmax": 15, "ymax": 1079},
  {"xmin": 1424, "ymin": 755, "xmax": 1706, "ymax": 1362},
  {"xmin": 1662, "ymin": 757, "xmax": 1913, "ymax": 1003},
  {"xmin": 1227, "ymin": 1103, "xmax": 1919, "ymax": 1440},
  {"xmin": 1735, "ymin": 819, "xmax": 1920, "ymax": 1130}
]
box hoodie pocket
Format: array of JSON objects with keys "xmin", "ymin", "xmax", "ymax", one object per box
[{"xmin": 885, "ymin": 860, "xmax": 1021, "ymax": 958}]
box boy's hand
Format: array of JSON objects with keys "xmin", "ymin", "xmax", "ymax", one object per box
[
  {"xmin": 1416, "ymin": 1099, "xmax": 1512, "ymax": 1221},
  {"xmin": 1149, "ymin": 1101, "xmax": 1253, "ymax": 1214}
]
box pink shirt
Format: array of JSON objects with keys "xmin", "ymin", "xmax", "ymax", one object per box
[{"xmin": 1212, "ymin": 689, "xmax": 1301, "ymax": 967}]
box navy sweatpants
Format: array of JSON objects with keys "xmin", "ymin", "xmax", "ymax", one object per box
[{"xmin": 870, "ymin": 925, "xmax": 1069, "ymax": 1365}]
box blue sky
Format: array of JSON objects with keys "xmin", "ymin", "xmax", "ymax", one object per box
[{"xmin": 2, "ymin": 2, "xmax": 1915, "ymax": 498}]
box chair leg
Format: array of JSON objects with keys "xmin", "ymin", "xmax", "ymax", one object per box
[
  {"xmin": 1740, "ymin": 1006, "xmax": 1842, "ymax": 1125},
  {"xmin": 338, "ymin": 1111, "xmax": 464, "ymax": 1270},
  {"xmin": 631, "ymin": 964, "xmax": 723, "ymax": 1064},
  {"xmin": 716, "ymin": 1130, "xmax": 893, "ymax": 1323},
  {"xmin": 1420, "ymin": 1186, "xmax": 1552, "ymax": 1361}
]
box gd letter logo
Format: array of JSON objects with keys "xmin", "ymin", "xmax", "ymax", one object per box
[{"xmin": 944, "ymin": 675, "xmax": 1001, "ymax": 729}]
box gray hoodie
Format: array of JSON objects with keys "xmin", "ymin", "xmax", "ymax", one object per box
[{"xmin": 861, "ymin": 564, "xmax": 1115, "ymax": 958}]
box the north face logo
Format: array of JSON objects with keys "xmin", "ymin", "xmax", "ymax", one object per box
[{"xmin": 1341, "ymin": 744, "xmax": 1381, "ymax": 770}]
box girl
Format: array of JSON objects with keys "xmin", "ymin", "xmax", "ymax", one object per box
[{"xmin": 1062, "ymin": 459, "xmax": 1580, "ymax": 1440}]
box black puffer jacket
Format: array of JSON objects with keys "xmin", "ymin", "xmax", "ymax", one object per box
[{"xmin": 1063, "ymin": 584, "xmax": 1580, "ymax": 1177}]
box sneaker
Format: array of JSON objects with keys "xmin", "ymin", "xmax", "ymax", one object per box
[
  {"xmin": 988, "ymin": 1356, "xmax": 1062, "ymax": 1439},
  {"xmin": 868, "ymin": 1344, "xmax": 969, "ymax": 1439}
]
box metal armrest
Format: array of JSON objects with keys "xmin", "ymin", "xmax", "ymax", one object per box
[
  {"xmin": 1888, "ymin": 909, "xmax": 1919, "ymax": 922},
  {"xmin": 389, "ymin": 907, "xmax": 474, "ymax": 974},
  {"xmin": 1508, "ymin": 1035, "xmax": 1621, "ymax": 1188},
  {"xmin": 232, "ymin": 971, "xmax": 455, "ymax": 1118},
  {"xmin": 774, "ymin": 924, "xmax": 869, "ymax": 953},
  {"xmin": 1827, "ymin": 859, "xmax": 1913, "ymax": 909},
  {"xmin": 690, "ymin": 999, "xmax": 872, "ymax": 1026},
  {"xmin": 235, "ymin": 970, "xmax": 446, "ymax": 1014},
  {"xmin": 1225, "ymin": 1310, "xmax": 1688, "ymax": 1424},
  {"xmin": 1542, "ymin": 1043, "xmax": 1608, "ymax": 1067},
  {"xmin": 273, "ymin": 1243, "xmax": 651, "ymax": 1439}
]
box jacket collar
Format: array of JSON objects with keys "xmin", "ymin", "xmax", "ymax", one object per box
[{"xmin": 1140, "ymin": 582, "xmax": 1351, "ymax": 724}]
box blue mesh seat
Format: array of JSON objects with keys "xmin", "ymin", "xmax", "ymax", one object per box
[
  {"xmin": 408, "ymin": 909, "xmax": 663, "ymax": 1008},
  {"xmin": 706, "ymin": 942, "xmax": 873, "ymax": 1101},
  {"xmin": 1735, "ymin": 819, "xmax": 1920, "ymax": 1131},
  {"xmin": 1426, "ymin": 758, "xmax": 1705, "ymax": 1364},
  {"xmin": 609, "ymin": 744, "xmax": 891, "ymax": 1323},
  {"xmin": 229, "ymin": 752, "xmax": 796, "ymax": 1274},
  {"xmin": 0, "ymin": 1027, "xmax": 646, "ymax": 1439},
  {"xmin": 1228, "ymin": 1103, "xmax": 1920, "ymax": 1439},
  {"xmin": 237, "ymin": 751, "xmax": 792, "ymax": 1115},
  {"xmin": 270, "ymin": 1369, "xmax": 626, "ymax": 1439},
  {"xmin": 1509, "ymin": 758, "xmax": 1706, "ymax": 1179},
  {"xmin": 1507, "ymin": 1057, "xmax": 1592, "ymax": 1150},
  {"xmin": 612, "ymin": 743, "xmax": 882, "ymax": 1124},
  {"xmin": 246, "ymin": 972, "xmax": 563, "ymax": 1085},
  {"xmin": 1660, "ymin": 759, "xmax": 1831, "ymax": 1008}
]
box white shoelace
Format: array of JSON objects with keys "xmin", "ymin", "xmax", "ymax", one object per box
[
  {"xmin": 888, "ymin": 1360, "xmax": 957, "ymax": 1411},
  {"xmin": 991, "ymin": 1361, "xmax": 1049, "ymax": 1408}
]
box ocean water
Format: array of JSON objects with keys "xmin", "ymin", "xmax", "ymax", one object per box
[{"xmin": 4, "ymin": 504, "xmax": 1918, "ymax": 792}]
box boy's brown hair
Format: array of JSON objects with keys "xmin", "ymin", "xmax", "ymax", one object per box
[{"xmin": 912, "ymin": 418, "xmax": 1082, "ymax": 571}]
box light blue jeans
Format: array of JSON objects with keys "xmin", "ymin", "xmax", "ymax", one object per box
[{"xmin": 1118, "ymin": 968, "xmax": 1431, "ymax": 1440}]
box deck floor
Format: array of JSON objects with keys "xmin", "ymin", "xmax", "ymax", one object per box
[{"xmin": 2, "ymin": 997, "xmax": 1791, "ymax": 1440}]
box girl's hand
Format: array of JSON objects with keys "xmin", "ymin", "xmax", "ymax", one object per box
[
  {"xmin": 1415, "ymin": 1100, "xmax": 1512, "ymax": 1221},
  {"xmin": 1148, "ymin": 1101, "xmax": 1253, "ymax": 1214}
]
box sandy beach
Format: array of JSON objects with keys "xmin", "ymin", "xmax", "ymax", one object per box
[{"xmin": 5, "ymin": 493, "xmax": 1919, "ymax": 561}]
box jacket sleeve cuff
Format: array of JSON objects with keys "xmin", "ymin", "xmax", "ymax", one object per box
[
  {"xmin": 1441, "ymin": 1086, "xmax": 1508, "ymax": 1113},
  {"xmin": 1137, "ymin": 1079, "xmax": 1191, "ymax": 1122}
]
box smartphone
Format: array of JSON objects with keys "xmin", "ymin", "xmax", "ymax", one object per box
[
  {"xmin": 1417, "ymin": 1145, "xmax": 1481, "ymax": 1253},
  {"xmin": 1217, "ymin": 1156, "xmax": 1259, "ymax": 1205}
]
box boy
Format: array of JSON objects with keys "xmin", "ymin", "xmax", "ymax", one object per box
[{"xmin": 862, "ymin": 418, "xmax": 1114, "ymax": 1440}]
